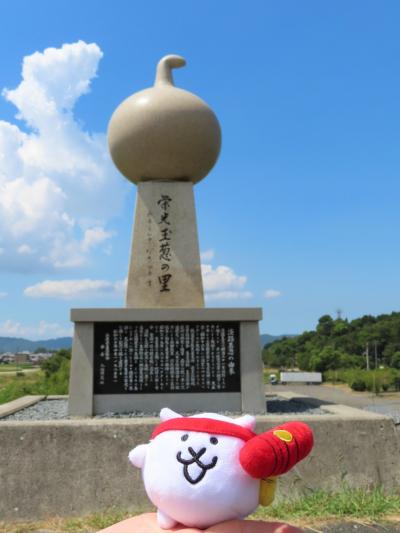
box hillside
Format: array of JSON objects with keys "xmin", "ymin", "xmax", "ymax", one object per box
[
  {"xmin": 0, "ymin": 336, "xmax": 72, "ymax": 353},
  {"xmin": 260, "ymin": 333, "xmax": 295, "ymax": 347},
  {"xmin": 1, "ymin": 333, "xmax": 288, "ymax": 353},
  {"xmin": 263, "ymin": 312, "xmax": 400, "ymax": 371}
]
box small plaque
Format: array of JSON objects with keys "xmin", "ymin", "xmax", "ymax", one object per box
[{"xmin": 93, "ymin": 322, "xmax": 240, "ymax": 394}]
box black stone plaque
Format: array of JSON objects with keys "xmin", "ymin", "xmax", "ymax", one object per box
[{"xmin": 93, "ymin": 322, "xmax": 240, "ymax": 394}]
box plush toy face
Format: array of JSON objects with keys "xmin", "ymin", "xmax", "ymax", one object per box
[
  {"xmin": 130, "ymin": 409, "xmax": 259, "ymax": 529},
  {"xmin": 129, "ymin": 408, "xmax": 314, "ymax": 530}
]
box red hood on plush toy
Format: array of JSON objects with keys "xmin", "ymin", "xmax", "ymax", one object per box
[{"xmin": 152, "ymin": 417, "xmax": 314, "ymax": 479}]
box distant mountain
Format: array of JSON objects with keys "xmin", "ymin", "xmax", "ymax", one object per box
[
  {"xmin": 0, "ymin": 336, "xmax": 72, "ymax": 353},
  {"xmin": 1, "ymin": 333, "xmax": 292, "ymax": 353},
  {"xmin": 260, "ymin": 333, "xmax": 296, "ymax": 348}
]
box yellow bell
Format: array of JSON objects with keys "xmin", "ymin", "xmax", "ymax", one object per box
[{"xmin": 259, "ymin": 477, "xmax": 277, "ymax": 506}]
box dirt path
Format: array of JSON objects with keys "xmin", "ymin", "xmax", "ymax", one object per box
[{"xmin": 0, "ymin": 368, "xmax": 40, "ymax": 376}]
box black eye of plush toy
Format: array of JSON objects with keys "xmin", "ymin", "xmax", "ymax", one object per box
[
  {"xmin": 210, "ymin": 437, "xmax": 218, "ymax": 445},
  {"xmin": 181, "ymin": 434, "xmax": 189, "ymax": 442}
]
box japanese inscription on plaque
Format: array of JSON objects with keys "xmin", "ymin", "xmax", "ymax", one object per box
[
  {"xmin": 157, "ymin": 194, "xmax": 172, "ymax": 292},
  {"xmin": 94, "ymin": 322, "xmax": 240, "ymax": 394}
]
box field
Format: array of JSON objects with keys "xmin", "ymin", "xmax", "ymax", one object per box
[{"xmin": 0, "ymin": 358, "xmax": 69, "ymax": 404}]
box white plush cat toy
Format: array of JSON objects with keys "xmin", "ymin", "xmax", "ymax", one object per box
[{"xmin": 129, "ymin": 408, "xmax": 313, "ymax": 530}]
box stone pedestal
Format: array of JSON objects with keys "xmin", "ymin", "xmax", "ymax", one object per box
[
  {"xmin": 68, "ymin": 308, "xmax": 265, "ymax": 416},
  {"xmin": 68, "ymin": 56, "xmax": 266, "ymax": 418},
  {"xmin": 126, "ymin": 181, "xmax": 204, "ymax": 308}
]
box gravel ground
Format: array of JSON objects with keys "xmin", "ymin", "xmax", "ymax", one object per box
[
  {"xmin": 2, "ymin": 399, "xmax": 69, "ymax": 420},
  {"xmin": 1, "ymin": 396, "xmax": 327, "ymax": 421}
]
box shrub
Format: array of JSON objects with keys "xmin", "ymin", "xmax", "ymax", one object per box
[
  {"xmin": 41, "ymin": 348, "xmax": 71, "ymax": 378},
  {"xmin": 350, "ymin": 378, "xmax": 366, "ymax": 391}
]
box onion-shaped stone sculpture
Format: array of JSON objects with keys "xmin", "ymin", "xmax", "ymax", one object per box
[{"xmin": 108, "ymin": 55, "xmax": 221, "ymax": 184}]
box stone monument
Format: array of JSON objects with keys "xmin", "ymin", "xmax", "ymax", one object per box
[{"xmin": 68, "ymin": 55, "xmax": 265, "ymax": 416}]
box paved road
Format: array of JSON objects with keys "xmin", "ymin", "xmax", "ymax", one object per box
[{"xmin": 267, "ymin": 384, "xmax": 400, "ymax": 423}]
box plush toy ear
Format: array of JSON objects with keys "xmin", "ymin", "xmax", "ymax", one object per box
[
  {"xmin": 128, "ymin": 444, "xmax": 148, "ymax": 469},
  {"xmin": 160, "ymin": 407, "xmax": 182, "ymax": 421},
  {"xmin": 239, "ymin": 421, "xmax": 314, "ymax": 479},
  {"xmin": 234, "ymin": 414, "xmax": 256, "ymax": 431}
]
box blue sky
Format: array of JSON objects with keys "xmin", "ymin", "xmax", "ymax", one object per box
[{"xmin": 0, "ymin": 1, "xmax": 399, "ymax": 339}]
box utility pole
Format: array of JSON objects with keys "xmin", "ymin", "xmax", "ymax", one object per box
[
  {"xmin": 374, "ymin": 340, "xmax": 378, "ymax": 369},
  {"xmin": 366, "ymin": 342, "xmax": 370, "ymax": 371}
]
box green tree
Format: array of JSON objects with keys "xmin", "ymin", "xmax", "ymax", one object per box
[
  {"xmin": 390, "ymin": 352, "xmax": 400, "ymax": 369},
  {"xmin": 316, "ymin": 315, "xmax": 334, "ymax": 336},
  {"xmin": 262, "ymin": 311, "xmax": 400, "ymax": 373},
  {"xmin": 40, "ymin": 348, "xmax": 71, "ymax": 378},
  {"xmin": 309, "ymin": 346, "xmax": 343, "ymax": 372}
]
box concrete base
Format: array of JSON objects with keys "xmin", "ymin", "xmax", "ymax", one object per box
[
  {"xmin": 69, "ymin": 307, "xmax": 265, "ymax": 416},
  {"xmin": 93, "ymin": 392, "xmax": 241, "ymax": 414},
  {"xmin": 0, "ymin": 397, "xmax": 398, "ymax": 520}
]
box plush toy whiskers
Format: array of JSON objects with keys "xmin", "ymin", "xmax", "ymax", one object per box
[{"xmin": 129, "ymin": 408, "xmax": 313, "ymax": 530}]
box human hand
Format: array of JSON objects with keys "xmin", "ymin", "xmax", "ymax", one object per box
[{"xmin": 98, "ymin": 512, "xmax": 303, "ymax": 533}]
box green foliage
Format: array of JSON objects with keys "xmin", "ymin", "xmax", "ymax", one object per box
[
  {"xmin": 324, "ymin": 367, "xmax": 400, "ymax": 393},
  {"xmin": 252, "ymin": 486, "xmax": 400, "ymax": 521},
  {"xmin": 350, "ymin": 378, "xmax": 367, "ymax": 391},
  {"xmin": 0, "ymin": 349, "xmax": 71, "ymax": 404},
  {"xmin": 316, "ymin": 314, "xmax": 335, "ymax": 336},
  {"xmin": 390, "ymin": 351, "xmax": 400, "ymax": 369},
  {"xmin": 40, "ymin": 348, "xmax": 71, "ymax": 378},
  {"xmin": 263, "ymin": 311, "xmax": 400, "ymax": 373}
]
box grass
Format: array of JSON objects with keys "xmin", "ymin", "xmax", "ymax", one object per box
[
  {"xmin": 0, "ymin": 366, "xmax": 68, "ymax": 404},
  {"xmin": 0, "ymin": 351, "xmax": 70, "ymax": 404},
  {"xmin": 1, "ymin": 488, "xmax": 399, "ymax": 533},
  {"xmin": 252, "ymin": 486, "xmax": 400, "ymax": 522},
  {"xmin": 0, "ymin": 508, "xmax": 142, "ymax": 533}
]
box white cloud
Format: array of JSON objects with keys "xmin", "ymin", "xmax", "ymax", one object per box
[
  {"xmin": 205, "ymin": 291, "xmax": 252, "ymax": 301},
  {"xmin": 201, "ymin": 264, "xmax": 252, "ymax": 301},
  {"xmin": 0, "ymin": 319, "xmax": 72, "ymax": 340},
  {"xmin": 0, "ymin": 41, "xmax": 127, "ymax": 272},
  {"xmin": 17, "ymin": 244, "xmax": 34, "ymax": 255},
  {"xmin": 24, "ymin": 278, "xmax": 126, "ymax": 299},
  {"xmin": 81, "ymin": 226, "xmax": 114, "ymax": 252},
  {"xmin": 200, "ymin": 249, "xmax": 215, "ymax": 261},
  {"xmin": 202, "ymin": 264, "xmax": 247, "ymax": 291},
  {"xmin": 0, "ymin": 292, "xmax": 7, "ymax": 299},
  {"xmin": 264, "ymin": 289, "xmax": 282, "ymax": 299}
]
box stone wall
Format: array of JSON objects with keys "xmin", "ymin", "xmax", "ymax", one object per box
[{"xmin": 1, "ymin": 411, "xmax": 399, "ymax": 520}]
